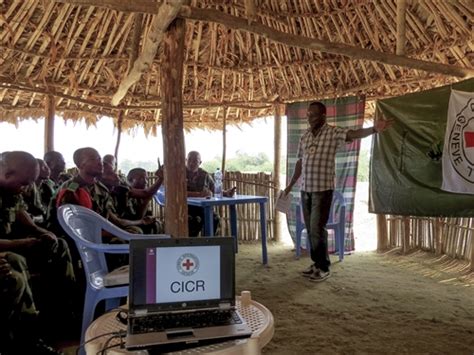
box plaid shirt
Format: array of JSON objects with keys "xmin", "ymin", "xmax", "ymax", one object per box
[{"xmin": 297, "ymin": 124, "xmax": 348, "ymax": 192}]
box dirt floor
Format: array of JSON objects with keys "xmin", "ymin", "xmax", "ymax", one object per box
[{"xmin": 235, "ymin": 242, "xmax": 474, "ymax": 354}]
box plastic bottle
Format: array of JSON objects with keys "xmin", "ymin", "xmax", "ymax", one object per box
[{"xmin": 214, "ymin": 168, "xmax": 223, "ymax": 199}]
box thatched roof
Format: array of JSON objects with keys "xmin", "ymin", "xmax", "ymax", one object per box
[{"xmin": 1, "ymin": 0, "xmax": 473, "ymax": 132}]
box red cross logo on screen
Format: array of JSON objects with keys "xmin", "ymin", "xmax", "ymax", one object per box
[
  {"xmin": 182, "ymin": 259, "xmax": 194, "ymax": 270},
  {"xmin": 177, "ymin": 253, "xmax": 199, "ymax": 276}
]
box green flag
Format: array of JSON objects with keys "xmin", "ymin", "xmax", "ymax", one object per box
[{"xmin": 370, "ymin": 78, "xmax": 474, "ymax": 217}]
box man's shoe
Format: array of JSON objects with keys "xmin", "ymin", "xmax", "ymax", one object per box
[
  {"xmin": 309, "ymin": 269, "xmax": 330, "ymax": 282},
  {"xmin": 301, "ymin": 264, "xmax": 317, "ymax": 277}
]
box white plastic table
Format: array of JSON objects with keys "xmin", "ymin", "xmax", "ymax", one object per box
[{"xmin": 84, "ymin": 291, "xmax": 274, "ymax": 355}]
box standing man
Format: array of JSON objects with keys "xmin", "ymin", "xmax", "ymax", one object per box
[{"xmin": 284, "ymin": 102, "xmax": 392, "ymax": 282}]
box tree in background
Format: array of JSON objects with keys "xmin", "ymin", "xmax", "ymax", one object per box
[{"xmin": 202, "ymin": 151, "xmax": 285, "ymax": 174}]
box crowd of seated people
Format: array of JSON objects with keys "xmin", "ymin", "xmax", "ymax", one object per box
[
  {"xmin": 0, "ymin": 147, "xmax": 235, "ymax": 354},
  {"xmin": 0, "ymin": 148, "xmax": 167, "ymax": 354}
]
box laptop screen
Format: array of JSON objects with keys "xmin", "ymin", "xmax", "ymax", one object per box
[{"xmin": 129, "ymin": 237, "xmax": 236, "ymax": 314}]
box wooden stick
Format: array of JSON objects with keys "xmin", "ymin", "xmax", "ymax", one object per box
[
  {"xmin": 376, "ymin": 214, "xmax": 388, "ymax": 251},
  {"xmin": 221, "ymin": 107, "xmax": 227, "ymax": 173},
  {"xmin": 112, "ymin": 1, "xmax": 183, "ymax": 106},
  {"xmin": 273, "ymin": 102, "xmax": 282, "ymax": 242},
  {"xmin": 44, "ymin": 95, "xmax": 55, "ymax": 153},
  {"xmin": 396, "ymin": 0, "xmax": 406, "ymax": 56},
  {"xmin": 114, "ymin": 111, "xmax": 124, "ymax": 160}
]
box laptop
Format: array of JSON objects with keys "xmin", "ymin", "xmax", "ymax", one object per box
[{"xmin": 126, "ymin": 237, "xmax": 252, "ymax": 351}]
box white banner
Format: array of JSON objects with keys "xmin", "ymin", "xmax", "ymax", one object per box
[{"xmin": 441, "ymin": 90, "xmax": 474, "ymax": 194}]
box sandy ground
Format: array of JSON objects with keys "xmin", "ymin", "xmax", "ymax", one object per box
[
  {"xmin": 237, "ymin": 183, "xmax": 473, "ymax": 354},
  {"xmin": 235, "ymin": 243, "xmax": 473, "ymax": 354}
]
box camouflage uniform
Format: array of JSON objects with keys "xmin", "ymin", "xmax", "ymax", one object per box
[
  {"xmin": 57, "ymin": 175, "xmax": 116, "ymax": 218},
  {"xmin": 0, "ymin": 252, "xmax": 38, "ymax": 348},
  {"xmin": 97, "ymin": 176, "xmax": 162, "ymax": 234},
  {"xmin": 57, "ymin": 175, "xmax": 130, "ymax": 268},
  {"xmin": 0, "ymin": 191, "xmax": 76, "ymax": 323},
  {"xmin": 186, "ymin": 168, "xmax": 219, "ymax": 236},
  {"xmin": 21, "ymin": 179, "xmax": 55, "ymax": 228}
]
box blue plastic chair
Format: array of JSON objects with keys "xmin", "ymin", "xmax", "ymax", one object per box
[
  {"xmin": 57, "ymin": 204, "xmax": 168, "ymax": 350},
  {"xmin": 295, "ymin": 190, "xmax": 346, "ymax": 261}
]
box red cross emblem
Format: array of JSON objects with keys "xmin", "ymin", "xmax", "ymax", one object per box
[{"xmin": 182, "ymin": 259, "xmax": 194, "ymax": 270}]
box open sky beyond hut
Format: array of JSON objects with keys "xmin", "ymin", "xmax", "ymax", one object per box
[{"xmin": 0, "ymin": 116, "xmax": 287, "ymax": 170}]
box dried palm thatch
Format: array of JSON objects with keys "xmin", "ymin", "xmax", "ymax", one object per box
[{"xmin": 0, "ymin": 0, "xmax": 473, "ymax": 133}]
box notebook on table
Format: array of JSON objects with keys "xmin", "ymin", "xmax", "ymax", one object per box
[{"xmin": 126, "ymin": 237, "xmax": 252, "ymax": 351}]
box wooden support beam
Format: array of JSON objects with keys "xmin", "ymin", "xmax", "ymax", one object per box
[
  {"xmin": 221, "ymin": 107, "xmax": 227, "ymax": 173},
  {"xmin": 129, "ymin": 13, "xmax": 144, "ymax": 73},
  {"xmin": 396, "ymin": 0, "xmax": 407, "ymax": 56},
  {"xmin": 112, "ymin": 1, "xmax": 183, "ymax": 106},
  {"xmin": 44, "ymin": 95, "xmax": 55, "ymax": 153},
  {"xmin": 161, "ymin": 16, "xmax": 188, "ymax": 238},
  {"xmin": 402, "ymin": 216, "xmax": 410, "ymax": 254},
  {"xmin": 180, "ymin": 7, "xmax": 473, "ymax": 78},
  {"xmin": 376, "ymin": 214, "xmax": 388, "ymax": 251},
  {"xmin": 273, "ymin": 102, "xmax": 282, "ymax": 243},
  {"xmin": 56, "ymin": 1, "xmax": 474, "ymax": 78},
  {"xmin": 434, "ymin": 217, "xmax": 443, "ymax": 255},
  {"xmin": 114, "ymin": 111, "xmax": 124, "ymax": 160},
  {"xmin": 244, "ymin": 0, "xmax": 257, "ymax": 23}
]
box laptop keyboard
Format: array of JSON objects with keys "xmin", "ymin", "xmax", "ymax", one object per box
[{"xmin": 131, "ymin": 310, "xmax": 243, "ymax": 334}]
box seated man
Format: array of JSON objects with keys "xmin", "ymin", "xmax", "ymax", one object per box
[
  {"xmin": 0, "ymin": 151, "xmax": 77, "ymax": 339},
  {"xmin": 127, "ymin": 167, "xmax": 163, "ymax": 220},
  {"xmin": 56, "ymin": 147, "xmax": 156, "ymax": 234},
  {"xmin": 43, "ymin": 151, "xmax": 71, "ymax": 189},
  {"xmin": 186, "ymin": 151, "xmax": 235, "ymax": 237},
  {"xmin": 0, "ymin": 252, "xmax": 61, "ymax": 355},
  {"xmin": 99, "ymin": 164, "xmax": 163, "ymax": 234},
  {"xmin": 21, "ymin": 159, "xmax": 55, "ymax": 228}
]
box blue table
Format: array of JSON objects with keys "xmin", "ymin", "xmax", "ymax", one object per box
[{"xmin": 187, "ymin": 195, "xmax": 269, "ymax": 264}]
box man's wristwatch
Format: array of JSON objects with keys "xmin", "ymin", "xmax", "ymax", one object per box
[{"xmin": 372, "ymin": 126, "xmax": 378, "ymax": 134}]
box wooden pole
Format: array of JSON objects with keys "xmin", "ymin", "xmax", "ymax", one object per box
[
  {"xmin": 273, "ymin": 102, "xmax": 282, "ymax": 242},
  {"xmin": 402, "ymin": 216, "xmax": 410, "ymax": 254},
  {"xmin": 44, "ymin": 95, "xmax": 55, "ymax": 153},
  {"xmin": 376, "ymin": 214, "xmax": 388, "ymax": 251},
  {"xmin": 161, "ymin": 16, "xmax": 188, "ymax": 238},
  {"xmin": 221, "ymin": 107, "xmax": 227, "ymax": 173},
  {"xmin": 114, "ymin": 111, "xmax": 124, "ymax": 160},
  {"xmin": 396, "ymin": 0, "xmax": 407, "ymax": 56},
  {"xmin": 112, "ymin": 1, "xmax": 183, "ymax": 106},
  {"xmin": 129, "ymin": 13, "xmax": 144, "ymax": 73}
]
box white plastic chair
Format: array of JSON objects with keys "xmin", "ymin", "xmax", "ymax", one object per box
[{"xmin": 57, "ymin": 204, "xmax": 169, "ymax": 350}]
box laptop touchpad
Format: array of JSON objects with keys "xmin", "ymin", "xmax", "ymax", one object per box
[{"xmin": 166, "ymin": 330, "xmax": 194, "ymax": 339}]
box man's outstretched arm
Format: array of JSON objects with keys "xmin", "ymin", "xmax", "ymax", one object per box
[{"xmin": 346, "ymin": 115, "xmax": 394, "ymax": 141}]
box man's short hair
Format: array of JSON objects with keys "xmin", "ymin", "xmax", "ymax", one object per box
[
  {"xmin": 127, "ymin": 168, "xmax": 146, "ymax": 182},
  {"xmin": 309, "ymin": 101, "xmax": 326, "ymax": 115},
  {"xmin": 0, "ymin": 151, "xmax": 37, "ymax": 172},
  {"xmin": 73, "ymin": 147, "xmax": 97, "ymax": 167},
  {"xmin": 43, "ymin": 151, "xmax": 63, "ymax": 164},
  {"xmin": 187, "ymin": 151, "xmax": 201, "ymax": 160},
  {"xmin": 103, "ymin": 154, "xmax": 115, "ymax": 164}
]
